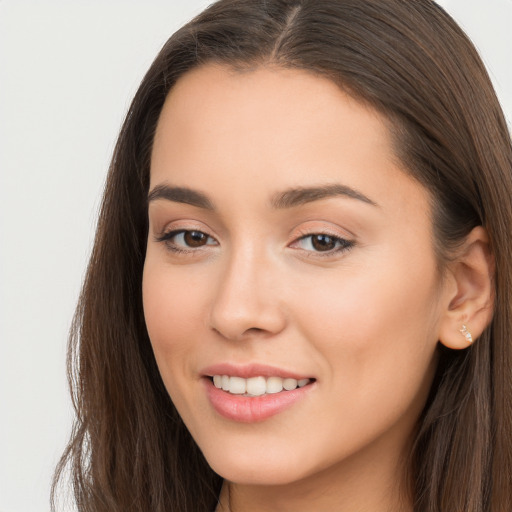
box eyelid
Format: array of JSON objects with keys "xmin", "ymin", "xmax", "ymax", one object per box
[
  {"xmin": 155, "ymin": 228, "xmax": 216, "ymax": 242},
  {"xmin": 290, "ymin": 223, "xmax": 355, "ymax": 242},
  {"xmin": 154, "ymin": 226, "xmax": 219, "ymax": 254},
  {"xmin": 153, "ymin": 218, "xmax": 218, "ymax": 241},
  {"xmin": 291, "ymin": 233, "xmax": 354, "ymax": 250},
  {"xmin": 288, "ymin": 225, "xmax": 356, "ymax": 257}
]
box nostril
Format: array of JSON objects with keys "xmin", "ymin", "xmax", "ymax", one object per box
[{"xmin": 211, "ymin": 324, "xmax": 273, "ymax": 342}]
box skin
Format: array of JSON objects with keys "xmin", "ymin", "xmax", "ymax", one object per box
[{"xmin": 142, "ymin": 64, "xmax": 462, "ymax": 512}]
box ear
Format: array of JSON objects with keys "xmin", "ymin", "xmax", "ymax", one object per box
[{"xmin": 438, "ymin": 226, "xmax": 495, "ymax": 350}]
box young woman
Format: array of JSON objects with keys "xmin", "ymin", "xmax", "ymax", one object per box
[{"xmin": 53, "ymin": 1, "xmax": 512, "ymax": 511}]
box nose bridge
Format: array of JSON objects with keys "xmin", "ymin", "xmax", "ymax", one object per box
[{"xmin": 209, "ymin": 242, "xmax": 285, "ymax": 340}]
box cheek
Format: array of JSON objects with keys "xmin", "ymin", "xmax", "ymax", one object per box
[
  {"xmin": 290, "ymin": 250, "xmax": 440, "ymax": 405},
  {"xmin": 282, "ymin": 267, "xmax": 439, "ymax": 470},
  {"xmin": 298, "ymin": 240, "xmax": 440, "ymax": 340},
  {"xmin": 142, "ymin": 260, "xmax": 208, "ymax": 377}
]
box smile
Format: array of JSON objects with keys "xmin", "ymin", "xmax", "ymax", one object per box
[
  {"xmin": 212, "ymin": 375, "xmax": 311, "ymax": 396},
  {"xmin": 204, "ymin": 374, "xmax": 315, "ymax": 423}
]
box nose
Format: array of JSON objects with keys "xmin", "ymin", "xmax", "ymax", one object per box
[{"xmin": 209, "ymin": 248, "xmax": 287, "ymax": 341}]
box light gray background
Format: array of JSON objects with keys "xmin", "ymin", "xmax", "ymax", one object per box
[{"xmin": 0, "ymin": 1, "xmax": 510, "ymax": 511}]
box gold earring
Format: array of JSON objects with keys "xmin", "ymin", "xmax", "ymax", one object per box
[{"xmin": 460, "ymin": 324, "xmax": 473, "ymax": 344}]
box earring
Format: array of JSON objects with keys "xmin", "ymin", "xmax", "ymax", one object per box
[{"xmin": 460, "ymin": 324, "xmax": 473, "ymax": 344}]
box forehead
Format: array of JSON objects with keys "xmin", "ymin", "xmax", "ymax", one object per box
[
  {"xmin": 150, "ymin": 64, "xmax": 429, "ymax": 222},
  {"xmin": 153, "ymin": 64, "xmax": 391, "ymax": 157}
]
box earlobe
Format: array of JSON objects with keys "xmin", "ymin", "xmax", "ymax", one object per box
[{"xmin": 438, "ymin": 226, "xmax": 495, "ymax": 350}]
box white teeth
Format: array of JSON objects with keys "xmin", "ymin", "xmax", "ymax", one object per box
[
  {"xmin": 283, "ymin": 378, "xmax": 298, "ymax": 390},
  {"xmin": 228, "ymin": 376, "xmax": 246, "ymax": 395},
  {"xmin": 212, "ymin": 375, "xmax": 311, "ymax": 395},
  {"xmin": 246, "ymin": 376, "xmax": 266, "ymax": 396},
  {"xmin": 266, "ymin": 376, "xmax": 284, "ymax": 394}
]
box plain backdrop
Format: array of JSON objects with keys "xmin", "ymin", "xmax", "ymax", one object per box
[{"xmin": 0, "ymin": 1, "xmax": 510, "ymax": 511}]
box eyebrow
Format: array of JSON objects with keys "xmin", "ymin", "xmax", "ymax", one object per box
[
  {"xmin": 147, "ymin": 184, "xmax": 214, "ymax": 210},
  {"xmin": 270, "ymin": 184, "xmax": 378, "ymax": 208},
  {"xmin": 147, "ymin": 183, "xmax": 377, "ymax": 210}
]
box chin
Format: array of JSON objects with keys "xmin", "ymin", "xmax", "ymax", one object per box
[{"xmin": 203, "ymin": 445, "xmax": 311, "ymax": 486}]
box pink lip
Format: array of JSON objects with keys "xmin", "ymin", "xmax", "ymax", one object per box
[
  {"xmin": 201, "ymin": 362, "xmax": 311, "ymax": 380},
  {"xmin": 201, "ymin": 363, "xmax": 315, "ymax": 423},
  {"xmin": 204, "ymin": 379, "xmax": 313, "ymax": 423}
]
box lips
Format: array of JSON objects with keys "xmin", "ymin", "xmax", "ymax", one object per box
[
  {"xmin": 201, "ymin": 362, "xmax": 312, "ymax": 380},
  {"xmin": 201, "ymin": 364, "xmax": 315, "ymax": 422}
]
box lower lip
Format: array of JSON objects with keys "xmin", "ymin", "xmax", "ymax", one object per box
[{"xmin": 204, "ymin": 378, "xmax": 314, "ymax": 423}]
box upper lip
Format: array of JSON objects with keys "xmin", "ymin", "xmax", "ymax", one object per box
[{"xmin": 201, "ymin": 363, "xmax": 313, "ymax": 380}]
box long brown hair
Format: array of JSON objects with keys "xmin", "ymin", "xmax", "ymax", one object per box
[{"xmin": 52, "ymin": 1, "xmax": 512, "ymax": 510}]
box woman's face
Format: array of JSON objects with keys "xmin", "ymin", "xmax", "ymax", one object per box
[{"xmin": 143, "ymin": 65, "xmax": 450, "ymax": 487}]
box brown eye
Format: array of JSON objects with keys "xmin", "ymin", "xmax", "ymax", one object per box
[
  {"xmin": 311, "ymin": 234, "xmax": 337, "ymax": 251},
  {"xmin": 183, "ymin": 230, "xmax": 209, "ymax": 247},
  {"xmin": 292, "ymin": 233, "xmax": 354, "ymax": 255},
  {"xmin": 156, "ymin": 229, "xmax": 217, "ymax": 252}
]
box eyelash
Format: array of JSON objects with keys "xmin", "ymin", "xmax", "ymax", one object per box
[
  {"xmin": 155, "ymin": 229, "xmax": 218, "ymax": 254},
  {"xmin": 155, "ymin": 229, "xmax": 355, "ymax": 257},
  {"xmin": 291, "ymin": 232, "xmax": 355, "ymax": 257}
]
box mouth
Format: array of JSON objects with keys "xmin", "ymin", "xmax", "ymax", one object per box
[
  {"xmin": 201, "ymin": 365, "xmax": 316, "ymax": 423},
  {"xmin": 210, "ymin": 375, "xmax": 313, "ymax": 396}
]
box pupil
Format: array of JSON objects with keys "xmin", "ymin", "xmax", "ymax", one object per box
[
  {"xmin": 184, "ymin": 231, "xmax": 207, "ymax": 247},
  {"xmin": 312, "ymin": 235, "xmax": 336, "ymax": 251}
]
